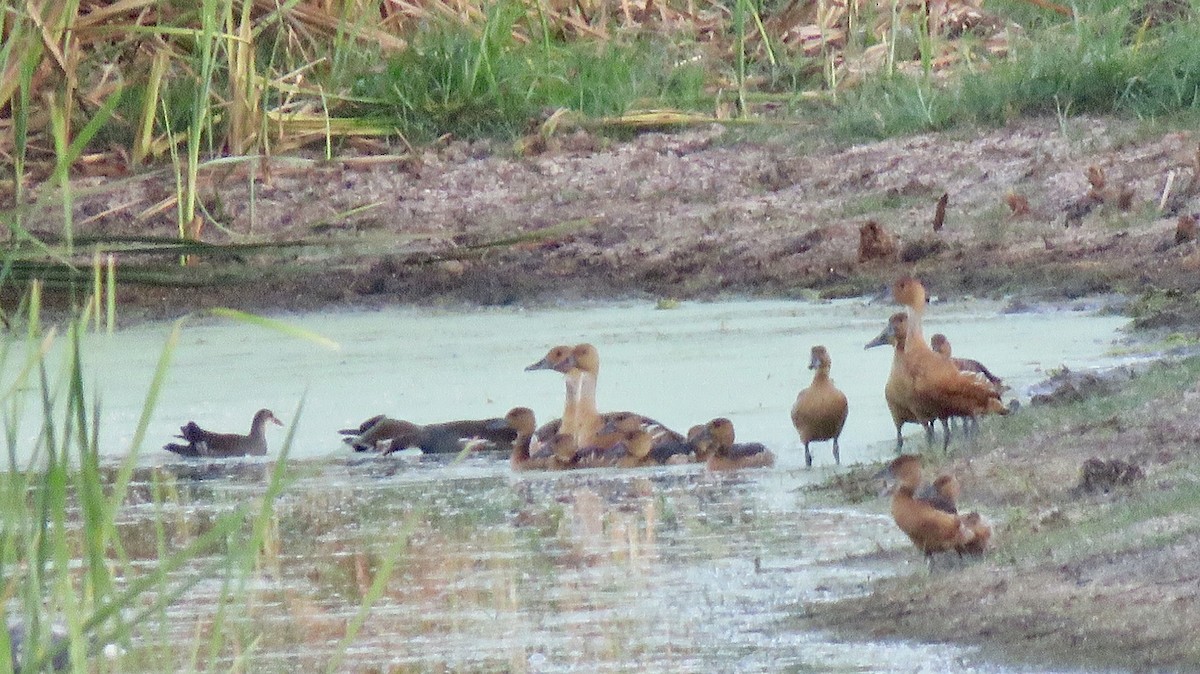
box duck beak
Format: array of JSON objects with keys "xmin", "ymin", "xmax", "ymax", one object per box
[
  {"xmin": 525, "ymin": 357, "xmax": 552, "ymax": 371},
  {"xmin": 485, "ymin": 417, "xmax": 509, "ymax": 431},
  {"xmin": 270, "ymin": 414, "xmax": 284, "ymax": 426},
  {"xmin": 807, "ymin": 352, "xmax": 820, "ymax": 370},
  {"xmin": 864, "ymin": 329, "xmax": 891, "ymax": 350}
]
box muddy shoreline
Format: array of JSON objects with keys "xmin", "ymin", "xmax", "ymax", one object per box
[{"xmin": 19, "ymin": 116, "xmax": 1200, "ymax": 328}]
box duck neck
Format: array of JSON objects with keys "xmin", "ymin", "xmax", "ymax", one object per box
[
  {"xmin": 512, "ymin": 430, "xmax": 532, "ymax": 462},
  {"xmin": 905, "ymin": 303, "xmax": 927, "ymax": 353},
  {"xmin": 811, "ymin": 365, "xmax": 831, "ymax": 385},
  {"xmin": 561, "ymin": 371, "xmax": 581, "ymax": 436},
  {"xmin": 574, "ymin": 369, "xmax": 601, "ymax": 446}
]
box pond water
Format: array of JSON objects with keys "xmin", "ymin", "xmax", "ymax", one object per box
[{"xmin": 25, "ymin": 298, "xmax": 1129, "ymax": 672}]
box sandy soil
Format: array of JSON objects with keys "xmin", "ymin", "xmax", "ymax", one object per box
[{"xmin": 17, "ymin": 116, "xmax": 1200, "ymax": 669}]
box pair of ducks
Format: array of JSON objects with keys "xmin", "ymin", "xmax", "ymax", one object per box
[
  {"xmin": 866, "ymin": 277, "xmax": 1007, "ymax": 452},
  {"xmin": 877, "ymin": 454, "xmax": 992, "ymax": 568},
  {"xmin": 521, "ymin": 343, "xmax": 776, "ymax": 471}
]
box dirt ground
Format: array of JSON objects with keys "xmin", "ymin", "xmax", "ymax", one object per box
[
  {"xmin": 20, "ymin": 116, "xmax": 1200, "ymax": 325},
  {"xmin": 19, "ymin": 115, "xmax": 1200, "ymax": 669}
]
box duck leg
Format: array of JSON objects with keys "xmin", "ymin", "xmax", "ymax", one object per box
[{"xmin": 804, "ymin": 442, "xmax": 813, "ymax": 468}]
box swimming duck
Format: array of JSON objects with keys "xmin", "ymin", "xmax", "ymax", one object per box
[
  {"xmin": 701, "ymin": 418, "xmax": 775, "ymax": 471},
  {"xmin": 574, "ymin": 428, "xmax": 654, "ymax": 468},
  {"xmin": 892, "ymin": 277, "xmax": 1007, "ymax": 450},
  {"xmin": 864, "ymin": 312, "xmax": 936, "ymax": 451},
  {"xmin": 598, "ymin": 412, "xmax": 694, "ymax": 465},
  {"xmin": 790, "ymin": 345, "xmax": 850, "ymax": 467},
  {"xmin": 525, "ymin": 344, "xmax": 579, "ymax": 447},
  {"xmin": 493, "ymin": 407, "xmax": 551, "ymax": 471},
  {"xmin": 341, "ymin": 415, "xmax": 516, "ymax": 455},
  {"xmin": 164, "ymin": 409, "xmax": 282, "ymax": 458},
  {"xmin": 567, "ymin": 343, "xmax": 685, "ymax": 451},
  {"xmin": 875, "ymin": 455, "xmax": 975, "ymax": 568}
]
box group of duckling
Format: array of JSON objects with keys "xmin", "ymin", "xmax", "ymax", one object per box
[{"xmin": 162, "ymin": 276, "xmax": 1003, "ymax": 564}]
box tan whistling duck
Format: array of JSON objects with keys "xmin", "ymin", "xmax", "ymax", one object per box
[
  {"xmin": 599, "ymin": 411, "xmax": 693, "ymax": 465},
  {"xmin": 567, "ymin": 343, "xmax": 685, "ymax": 452},
  {"xmin": 575, "ymin": 428, "xmax": 654, "ymax": 468},
  {"xmin": 525, "ymin": 344, "xmax": 579, "ymax": 448},
  {"xmin": 865, "ymin": 312, "xmax": 936, "ymax": 451},
  {"xmin": 892, "ymin": 277, "xmax": 1007, "ymax": 451},
  {"xmin": 164, "ymin": 409, "xmax": 282, "ymax": 458},
  {"xmin": 915, "ymin": 472, "xmax": 992, "ymax": 556},
  {"xmin": 875, "ymin": 455, "xmax": 975, "ymax": 569},
  {"xmin": 701, "ymin": 418, "xmax": 775, "ymax": 471},
  {"xmin": 494, "ymin": 407, "xmax": 542, "ymax": 471},
  {"xmin": 930, "ymin": 334, "xmax": 1004, "ymax": 392},
  {"xmin": 790, "ymin": 345, "xmax": 850, "ymax": 467}
]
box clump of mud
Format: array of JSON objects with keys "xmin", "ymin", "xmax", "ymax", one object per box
[
  {"xmin": 1071, "ymin": 457, "xmax": 1146, "ymax": 495},
  {"xmin": 1029, "ymin": 366, "xmax": 1137, "ymax": 406}
]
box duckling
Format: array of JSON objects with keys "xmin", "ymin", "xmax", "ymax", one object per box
[
  {"xmin": 577, "ymin": 429, "xmax": 654, "ymax": 468},
  {"xmin": 164, "ymin": 409, "xmax": 282, "ymax": 458},
  {"xmin": 791, "ymin": 345, "xmax": 850, "ymax": 467},
  {"xmin": 701, "ymin": 418, "xmax": 775, "ymax": 471},
  {"xmin": 892, "ymin": 277, "xmax": 1007, "ymax": 451},
  {"xmin": 876, "ymin": 455, "xmax": 975, "ymax": 568},
  {"xmin": 865, "ymin": 312, "xmax": 936, "ymax": 451},
  {"xmin": 685, "ymin": 424, "xmax": 714, "ymax": 463}
]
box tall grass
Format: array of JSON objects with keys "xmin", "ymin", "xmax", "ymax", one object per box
[
  {"xmin": 835, "ymin": 6, "xmax": 1200, "ymax": 139},
  {"xmin": 0, "ymin": 283, "xmax": 386, "ymax": 671}
]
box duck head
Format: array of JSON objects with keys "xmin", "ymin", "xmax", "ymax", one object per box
[
  {"xmin": 865, "ymin": 312, "xmax": 908, "ymax": 350},
  {"xmin": 930, "ymin": 333, "xmax": 952, "ymax": 357},
  {"xmin": 891, "ymin": 276, "xmax": 929, "ymax": 309},
  {"xmin": 808, "ymin": 345, "xmax": 832, "ymax": 371},
  {"xmin": 526, "ymin": 345, "xmax": 574, "ymax": 373}
]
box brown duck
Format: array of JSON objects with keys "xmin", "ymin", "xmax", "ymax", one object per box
[
  {"xmin": 790, "ymin": 345, "xmax": 849, "ymax": 467},
  {"xmin": 164, "ymin": 409, "xmax": 282, "ymax": 458}
]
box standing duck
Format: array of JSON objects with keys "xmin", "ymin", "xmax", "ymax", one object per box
[
  {"xmin": 892, "ymin": 277, "xmax": 1007, "ymax": 451},
  {"xmin": 164, "ymin": 409, "xmax": 282, "ymax": 458},
  {"xmin": 701, "ymin": 418, "xmax": 775, "ymax": 471},
  {"xmin": 865, "ymin": 312, "xmax": 936, "ymax": 451},
  {"xmin": 790, "ymin": 345, "xmax": 850, "ymax": 467},
  {"xmin": 930, "ymin": 333, "xmax": 1005, "ymax": 393},
  {"xmin": 875, "ymin": 455, "xmax": 975, "ymax": 568}
]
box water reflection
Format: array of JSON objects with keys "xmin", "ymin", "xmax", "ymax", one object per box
[{"xmin": 103, "ymin": 459, "xmax": 1079, "ymax": 672}]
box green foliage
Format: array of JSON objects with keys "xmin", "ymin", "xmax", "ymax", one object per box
[
  {"xmin": 348, "ymin": 11, "xmax": 706, "ymax": 141},
  {"xmin": 834, "ymin": 7, "xmax": 1200, "ymax": 140}
]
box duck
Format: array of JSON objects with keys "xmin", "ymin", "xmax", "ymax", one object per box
[
  {"xmin": 492, "ymin": 407, "xmax": 551, "ymax": 471},
  {"xmin": 339, "ymin": 416, "xmax": 428, "ymax": 452},
  {"xmin": 930, "ymin": 333, "xmax": 1007, "ymax": 438},
  {"xmin": 598, "ymin": 412, "xmax": 695, "ymax": 465},
  {"xmin": 701, "ymin": 418, "xmax": 775, "ymax": 471},
  {"xmin": 341, "ymin": 415, "xmax": 517, "ymax": 455},
  {"xmin": 164, "ymin": 409, "xmax": 282, "ymax": 458},
  {"xmin": 864, "ymin": 312, "xmax": 936, "ymax": 451},
  {"xmin": 573, "ymin": 428, "xmax": 654, "ymax": 468},
  {"xmin": 892, "ymin": 277, "xmax": 1007, "ymax": 451},
  {"xmin": 790, "ymin": 345, "xmax": 850, "ymax": 467},
  {"xmin": 875, "ymin": 454, "xmax": 975, "ymax": 568},
  {"xmin": 929, "ymin": 333, "xmax": 1005, "ymax": 393},
  {"xmin": 525, "ymin": 344, "xmax": 579, "ymax": 448},
  {"xmin": 915, "ymin": 472, "xmax": 992, "ymax": 556},
  {"xmin": 567, "ymin": 344, "xmax": 685, "ymax": 451}
]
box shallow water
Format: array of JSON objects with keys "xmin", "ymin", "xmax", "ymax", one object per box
[
  {"xmin": 56, "ymin": 297, "xmax": 1129, "ymax": 467},
  {"xmin": 26, "ymin": 298, "xmax": 1128, "ymax": 672}
]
